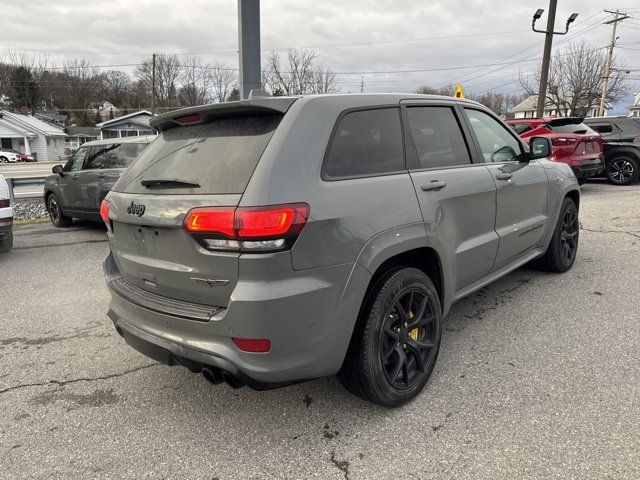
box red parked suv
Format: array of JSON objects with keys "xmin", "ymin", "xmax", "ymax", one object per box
[{"xmin": 507, "ymin": 117, "xmax": 604, "ymax": 184}]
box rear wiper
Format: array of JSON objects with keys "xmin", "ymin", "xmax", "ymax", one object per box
[{"xmin": 141, "ymin": 178, "xmax": 201, "ymax": 189}]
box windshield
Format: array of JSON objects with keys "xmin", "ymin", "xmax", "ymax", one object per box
[{"xmin": 549, "ymin": 123, "xmax": 596, "ymax": 135}]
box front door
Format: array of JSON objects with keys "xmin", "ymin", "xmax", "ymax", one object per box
[
  {"xmin": 59, "ymin": 147, "xmax": 88, "ymax": 212},
  {"xmin": 462, "ymin": 108, "xmax": 549, "ymax": 271},
  {"xmin": 402, "ymin": 102, "xmax": 499, "ymax": 291}
]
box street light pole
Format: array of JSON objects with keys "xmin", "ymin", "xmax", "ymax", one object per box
[{"xmin": 532, "ymin": 2, "xmax": 578, "ymax": 118}]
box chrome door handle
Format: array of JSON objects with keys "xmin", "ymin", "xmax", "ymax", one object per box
[
  {"xmin": 496, "ymin": 172, "xmax": 512, "ymax": 180},
  {"xmin": 421, "ymin": 180, "xmax": 447, "ymax": 191}
]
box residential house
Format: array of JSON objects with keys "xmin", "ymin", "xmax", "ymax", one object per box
[
  {"xmin": 628, "ymin": 91, "xmax": 640, "ymax": 117},
  {"xmin": 0, "ymin": 110, "xmax": 66, "ymax": 162},
  {"xmin": 35, "ymin": 111, "xmax": 68, "ymax": 127},
  {"xmin": 92, "ymin": 101, "xmax": 121, "ymax": 121},
  {"xmin": 64, "ymin": 126, "xmax": 99, "ymax": 154},
  {"xmin": 512, "ymin": 94, "xmax": 609, "ymax": 119},
  {"xmin": 96, "ymin": 110, "xmax": 154, "ymax": 139}
]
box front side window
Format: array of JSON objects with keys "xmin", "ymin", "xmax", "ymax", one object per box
[
  {"xmin": 465, "ymin": 109, "xmax": 522, "ymax": 163},
  {"xmin": 64, "ymin": 147, "xmax": 88, "ymax": 171},
  {"xmin": 323, "ymin": 108, "xmax": 404, "ymax": 180},
  {"xmin": 406, "ymin": 107, "xmax": 471, "ymax": 169}
]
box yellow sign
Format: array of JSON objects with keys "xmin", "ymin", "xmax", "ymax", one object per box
[{"xmin": 453, "ymin": 85, "xmax": 465, "ymax": 99}]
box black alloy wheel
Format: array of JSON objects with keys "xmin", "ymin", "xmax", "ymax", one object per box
[
  {"xmin": 380, "ymin": 287, "xmax": 437, "ymax": 389},
  {"xmin": 559, "ymin": 204, "xmax": 579, "ymax": 265}
]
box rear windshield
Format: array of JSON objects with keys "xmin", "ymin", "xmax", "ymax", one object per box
[
  {"xmin": 114, "ymin": 114, "xmax": 282, "ymax": 194},
  {"xmin": 549, "ymin": 123, "xmax": 595, "ymax": 135},
  {"xmin": 511, "ymin": 124, "xmax": 533, "ymax": 135}
]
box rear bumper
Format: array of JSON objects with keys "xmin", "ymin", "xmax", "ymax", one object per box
[
  {"xmin": 104, "ymin": 251, "xmax": 369, "ymax": 385},
  {"xmin": 571, "ymin": 158, "xmax": 604, "ymax": 178}
]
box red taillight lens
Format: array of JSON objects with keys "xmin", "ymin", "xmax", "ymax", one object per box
[
  {"xmin": 236, "ymin": 205, "xmax": 308, "ymax": 239},
  {"xmin": 184, "ymin": 203, "xmax": 309, "ymax": 252},
  {"xmin": 232, "ymin": 337, "xmax": 271, "ymax": 353},
  {"xmin": 100, "ymin": 200, "xmax": 110, "ymax": 224},
  {"xmin": 551, "ymin": 137, "xmax": 578, "ymax": 146},
  {"xmin": 176, "ymin": 113, "xmax": 201, "ymax": 124},
  {"xmin": 184, "ymin": 208, "xmax": 235, "ymax": 237},
  {"xmin": 0, "ymin": 199, "xmax": 10, "ymax": 208}
]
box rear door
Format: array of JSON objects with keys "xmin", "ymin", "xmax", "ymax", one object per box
[
  {"xmin": 402, "ymin": 101, "xmax": 498, "ymax": 291},
  {"xmin": 462, "ymin": 107, "xmax": 549, "ymax": 271},
  {"xmin": 107, "ymin": 114, "xmax": 283, "ymax": 308}
]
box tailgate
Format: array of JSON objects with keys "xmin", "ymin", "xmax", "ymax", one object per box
[{"xmin": 107, "ymin": 191, "xmax": 241, "ymax": 308}]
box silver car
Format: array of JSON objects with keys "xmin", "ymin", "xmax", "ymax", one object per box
[
  {"xmin": 44, "ymin": 136, "xmax": 154, "ymax": 226},
  {"xmin": 0, "ymin": 174, "xmax": 13, "ymax": 252},
  {"xmin": 102, "ymin": 93, "xmax": 580, "ymax": 406}
]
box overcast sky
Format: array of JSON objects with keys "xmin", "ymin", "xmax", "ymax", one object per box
[{"xmin": 1, "ymin": 0, "xmax": 639, "ymax": 113}]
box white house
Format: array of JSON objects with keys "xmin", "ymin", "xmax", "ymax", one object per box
[
  {"xmin": 511, "ymin": 95, "xmax": 609, "ymax": 119},
  {"xmin": 96, "ymin": 110, "xmax": 154, "ymax": 139},
  {"xmin": 628, "ymin": 91, "xmax": 640, "ymax": 117},
  {"xmin": 0, "ymin": 110, "xmax": 67, "ymax": 162}
]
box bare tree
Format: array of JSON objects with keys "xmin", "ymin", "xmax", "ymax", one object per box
[
  {"xmin": 415, "ymin": 84, "xmax": 456, "ymax": 96},
  {"xmin": 103, "ymin": 70, "xmax": 134, "ymax": 109},
  {"xmin": 264, "ymin": 49, "xmax": 322, "ymax": 95},
  {"xmin": 520, "ymin": 41, "xmax": 627, "ymax": 117},
  {"xmin": 474, "ymin": 91, "xmax": 528, "ymax": 117},
  {"xmin": 0, "ymin": 49, "xmax": 49, "ymax": 110},
  {"xmin": 313, "ymin": 66, "xmax": 339, "ymax": 94},
  {"xmin": 209, "ymin": 61, "xmax": 237, "ymax": 103},
  {"xmin": 178, "ymin": 56, "xmax": 213, "ymax": 106},
  {"xmin": 60, "ymin": 60, "xmax": 104, "ymax": 110},
  {"xmin": 136, "ymin": 53, "xmax": 182, "ymax": 108}
]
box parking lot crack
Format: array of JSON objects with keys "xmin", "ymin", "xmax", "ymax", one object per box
[
  {"xmin": 0, "ymin": 363, "xmax": 158, "ymax": 396},
  {"xmin": 580, "ymin": 227, "xmax": 640, "ymax": 240},
  {"xmin": 330, "ymin": 450, "xmax": 350, "ymax": 480}
]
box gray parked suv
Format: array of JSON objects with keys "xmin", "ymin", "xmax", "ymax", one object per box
[
  {"xmin": 102, "ymin": 93, "xmax": 580, "ymax": 406},
  {"xmin": 44, "ymin": 136, "xmax": 154, "ymax": 226}
]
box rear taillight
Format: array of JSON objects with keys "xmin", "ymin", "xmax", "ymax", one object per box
[
  {"xmin": 100, "ymin": 200, "xmax": 112, "ymax": 230},
  {"xmin": 551, "ymin": 138, "xmax": 578, "ymax": 146},
  {"xmin": 0, "ymin": 199, "xmax": 10, "ymax": 208},
  {"xmin": 184, "ymin": 203, "xmax": 309, "ymax": 253}
]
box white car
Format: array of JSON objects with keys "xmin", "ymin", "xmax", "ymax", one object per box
[
  {"xmin": 0, "ymin": 175, "xmax": 13, "ymax": 252},
  {"xmin": 0, "ymin": 150, "xmax": 20, "ymax": 163}
]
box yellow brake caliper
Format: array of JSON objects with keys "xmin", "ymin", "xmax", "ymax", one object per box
[{"xmin": 408, "ymin": 311, "xmax": 419, "ymax": 341}]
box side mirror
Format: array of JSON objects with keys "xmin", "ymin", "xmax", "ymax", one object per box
[
  {"xmin": 529, "ymin": 137, "xmax": 552, "ymax": 160},
  {"xmin": 52, "ymin": 165, "xmax": 64, "ymax": 175}
]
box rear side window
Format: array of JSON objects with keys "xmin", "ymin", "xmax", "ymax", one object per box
[
  {"xmin": 115, "ymin": 115, "xmax": 282, "ymax": 194},
  {"xmin": 406, "ymin": 107, "xmax": 471, "ymax": 169},
  {"xmin": 83, "ymin": 143, "xmax": 148, "ymax": 170},
  {"xmin": 589, "ymin": 123, "xmax": 614, "ymax": 134},
  {"xmin": 323, "ymin": 108, "xmax": 404, "ymax": 180}
]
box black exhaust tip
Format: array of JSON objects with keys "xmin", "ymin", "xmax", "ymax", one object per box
[
  {"xmin": 202, "ymin": 367, "xmax": 225, "ymax": 385},
  {"xmin": 222, "ymin": 372, "xmax": 244, "ymax": 389}
]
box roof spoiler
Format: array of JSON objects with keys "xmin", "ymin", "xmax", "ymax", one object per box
[
  {"xmin": 150, "ymin": 95, "xmax": 299, "ymax": 131},
  {"xmin": 547, "ymin": 117, "xmax": 584, "ymax": 126}
]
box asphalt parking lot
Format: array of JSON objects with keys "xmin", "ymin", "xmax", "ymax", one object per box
[{"xmin": 1, "ymin": 180, "xmax": 639, "ymax": 480}]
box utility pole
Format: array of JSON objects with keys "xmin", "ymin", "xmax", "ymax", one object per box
[
  {"xmin": 238, "ymin": 0, "xmax": 261, "ymax": 99},
  {"xmin": 151, "ymin": 53, "xmax": 156, "ymax": 115},
  {"xmin": 532, "ymin": 2, "xmax": 578, "ymax": 117},
  {"xmin": 599, "ymin": 10, "xmax": 629, "ymax": 116}
]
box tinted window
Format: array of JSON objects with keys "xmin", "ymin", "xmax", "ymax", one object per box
[
  {"xmin": 511, "ymin": 124, "xmax": 533, "ymax": 135},
  {"xmin": 589, "ymin": 123, "xmax": 614, "ymax": 134},
  {"xmin": 115, "ymin": 115, "xmax": 282, "ymax": 195},
  {"xmin": 64, "ymin": 148, "xmax": 88, "ymax": 172},
  {"xmin": 465, "ymin": 109, "xmax": 522, "ymax": 163},
  {"xmin": 614, "ymin": 119, "xmax": 640, "ymax": 134},
  {"xmin": 549, "ymin": 123, "xmax": 595, "ymax": 134},
  {"xmin": 323, "ymin": 108, "xmax": 404, "ymax": 180},
  {"xmin": 406, "ymin": 107, "xmax": 471, "ymax": 169},
  {"xmin": 83, "ymin": 143, "xmax": 147, "ymax": 170}
]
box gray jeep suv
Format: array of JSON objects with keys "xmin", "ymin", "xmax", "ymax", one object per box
[{"xmin": 102, "ymin": 93, "xmax": 580, "ymax": 406}]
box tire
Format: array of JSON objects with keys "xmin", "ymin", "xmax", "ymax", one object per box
[
  {"xmin": 0, "ymin": 156, "xmax": 8, "ymax": 164},
  {"xmin": 538, "ymin": 197, "xmax": 579, "ymax": 273},
  {"xmin": 605, "ymin": 154, "xmax": 639, "ymax": 186},
  {"xmin": 338, "ymin": 267, "xmax": 443, "ymax": 407},
  {"xmin": 0, "ymin": 233, "xmax": 12, "ymax": 253},
  {"xmin": 46, "ymin": 193, "xmax": 72, "ymax": 227}
]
